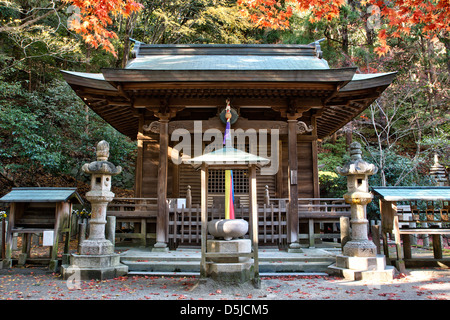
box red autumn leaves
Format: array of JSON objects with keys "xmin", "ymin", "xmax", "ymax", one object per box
[
  {"xmin": 237, "ymin": 0, "xmax": 450, "ymax": 56},
  {"xmin": 63, "ymin": 0, "xmax": 143, "ymax": 57}
]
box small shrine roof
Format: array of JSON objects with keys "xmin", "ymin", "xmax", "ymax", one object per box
[
  {"xmin": 372, "ymin": 186, "xmax": 450, "ymax": 201},
  {"xmin": 186, "ymin": 147, "xmax": 270, "ymax": 167},
  {"xmin": 0, "ymin": 188, "xmax": 83, "ymax": 204}
]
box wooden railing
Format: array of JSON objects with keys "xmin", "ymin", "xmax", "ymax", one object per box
[
  {"xmin": 168, "ymin": 204, "xmax": 288, "ymax": 248},
  {"xmin": 107, "ymin": 198, "xmax": 158, "ymax": 245},
  {"xmin": 106, "ymin": 194, "xmax": 350, "ymax": 249},
  {"xmin": 107, "ymin": 198, "xmax": 158, "ymax": 218},
  {"xmin": 297, "ymin": 198, "xmax": 351, "ymax": 247}
]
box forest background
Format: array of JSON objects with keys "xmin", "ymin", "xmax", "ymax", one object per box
[{"xmin": 0, "ymin": 0, "xmax": 448, "ymax": 219}]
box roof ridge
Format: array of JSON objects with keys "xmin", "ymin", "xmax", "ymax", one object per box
[{"xmin": 133, "ymin": 43, "xmax": 319, "ymax": 58}]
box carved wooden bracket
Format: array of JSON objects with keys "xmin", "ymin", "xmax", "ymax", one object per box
[
  {"xmin": 143, "ymin": 121, "xmax": 160, "ymax": 134},
  {"xmin": 296, "ymin": 121, "xmax": 314, "ymax": 134}
]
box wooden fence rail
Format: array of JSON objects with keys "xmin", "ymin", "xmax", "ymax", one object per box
[
  {"xmin": 168, "ymin": 204, "xmax": 288, "ymax": 248},
  {"xmin": 106, "ymin": 196, "xmax": 350, "ymax": 249},
  {"xmin": 297, "ymin": 198, "xmax": 351, "ymax": 247}
]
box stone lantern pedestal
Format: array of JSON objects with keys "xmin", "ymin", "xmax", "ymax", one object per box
[
  {"xmin": 62, "ymin": 141, "xmax": 128, "ymax": 280},
  {"xmin": 328, "ymin": 142, "xmax": 394, "ymax": 281}
]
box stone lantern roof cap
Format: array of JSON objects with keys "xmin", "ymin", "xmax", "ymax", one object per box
[
  {"xmin": 81, "ymin": 140, "xmax": 123, "ymax": 175},
  {"xmin": 82, "ymin": 161, "xmax": 122, "ymax": 175},
  {"xmin": 336, "ymin": 142, "xmax": 378, "ymax": 176}
]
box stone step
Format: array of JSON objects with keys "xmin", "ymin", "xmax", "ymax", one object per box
[
  {"xmin": 123, "ymin": 260, "xmax": 335, "ymax": 274},
  {"xmin": 328, "ymin": 264, "xmax": 396, "ymax": 281},
  {"xmin": 118, "ymin": 247, "xmax": 338, "ymax": 274},
  {"xmin": 121, "ymin": 257, "xmax": 335, "ymax": 274},
  {"xmin": 121, "ymin": 255, "xmax": 335, "ymax": 263}
]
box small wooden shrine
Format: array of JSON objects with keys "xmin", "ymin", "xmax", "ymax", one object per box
[
  {"xmin": 0, "ymin": 187, "xmax": 83, "ymax": 270},
  {"xmin": 373, "ymin": 186, "xmax": 450, "ymax": 271}
]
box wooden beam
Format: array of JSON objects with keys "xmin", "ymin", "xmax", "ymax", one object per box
[
  {"xmin": 249, "ymin": 164, "xmax": 260, "ymax": 287},
  {"xmin": 200, "ymin": 163, "xmax": 208, "ymax": 278},
  {"xmin": 287, "ymin": 118, "xmax": 299, "ymax": 244},
  {"xmin": 135, "ymin": 115, "xmax": 144, "ymax": 198},
  {"xmin": 311, "ymin": 115, "xmax": 320, "ymax": 198},
  {"xmin": 144, "ymin": 118, "xmax": 290, "ymax": 135},
  {"xmin": 155, "ymin": 118, "xmax": 169, "ymax": 249}
]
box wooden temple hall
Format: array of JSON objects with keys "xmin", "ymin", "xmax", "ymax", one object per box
[{"xmin": 62, "ymin": 43, "xmax": 396, "ymax": 250}]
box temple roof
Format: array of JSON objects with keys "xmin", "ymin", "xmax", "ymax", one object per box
[
  {"xmin": 61, "ymin": 43, "xmax": 396, "ymax": 140},
  {"xmin": 125, "ymin": 44, "xmax": 330, "ymax": 71}
]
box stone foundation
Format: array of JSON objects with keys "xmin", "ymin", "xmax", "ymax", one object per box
[
  {"xmin": 206, "ymin": 239, "xmax": 255, "ymax": 283},
  {"xmin": 328, "ymin": 254, "xmax": 395, "ymax": 281},
  {"xmin": 61, "ymin": 252, "xmax": 128, "ymax": 280}
]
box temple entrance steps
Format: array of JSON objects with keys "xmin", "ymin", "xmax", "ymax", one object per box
[{"xmin": 118, "ymin": 246, "xmax": 340, "ymax": 275}]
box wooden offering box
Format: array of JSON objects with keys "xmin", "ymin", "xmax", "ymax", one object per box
[{"xmin": 0, "ymin": 188, "xmax": 83, "ymax": 270}]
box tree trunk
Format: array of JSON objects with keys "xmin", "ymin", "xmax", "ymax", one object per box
[{"xmin": 121, "ymin": 13, "xmax": 137, "ymax": 68}]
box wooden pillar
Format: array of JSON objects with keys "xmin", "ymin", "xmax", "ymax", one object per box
[
  {"xmin": 135, "ymin": 115, "xmax": 144, "ymax": 198},
  {"xmin": 4, "ymin": 203, "xmax": 16, "ymax": 268},
  {"xmin": 402, "ymin": 234, "xmax": 412, "ymax": 259},
  {"xmin": 379, "ymin": 199, "xmax": 395, "ymax": 259},
  {"xmin": 249, "ymin": 165, "xmax": 259, "ymax": 286},
  {"xmin": 155, "ymin": 118, "xmax": 169, "ymax": 250},
  {"xmin": 311, "ymin": 114, "xmax": 320, "ymax": 198},
  {"xmin": 200, "ymin": 163, "xmax": 208, "ymax": 278},
  {"xmin": 287, "ymin": 119, "xmax": 299, "ymax": 246},
  {"xmin": 393, "ymin": 215, "xmax": 406, "ymax": 274},
  {"xmin": 432, "ymin": 234, "xmax": 443, "ymax": 259}
]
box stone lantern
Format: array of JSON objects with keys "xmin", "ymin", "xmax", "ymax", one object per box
[
  {"xmin": 430, "ymin": 154, "xmax": 448, "ymax": 186},
  {"xmin": 329, "ymin": 142, "xmax": 394, "ymax": 281},
  {"xmin": 62, "ymin": 140, "xmax": 128, "ymax": 280},
  {"xmin": 336, "ymin": 142, "xmax": 378, "ymax": 257}
]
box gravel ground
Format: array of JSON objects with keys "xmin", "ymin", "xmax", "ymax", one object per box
[
  {"xmin": 0, "ymin": 266, "xmax": 447, "ymax": 318},
  {"xmin": 0, "ymin": 266, "xmax": 448, "ymax": 301}
]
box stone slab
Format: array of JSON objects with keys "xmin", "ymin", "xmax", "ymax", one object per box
[
  {"xmin": 61, "ymin": 252, "xmax": 128, "ymax": 280},
  {"xmin": 328, "ymin": 264, "xmax": 395, "ymax": 281},
  {"xmin": 61, "ymin": 264, "xmax": 128, "ymax": 280},
  {"xmin": 69, "ymin": 253, "xmax": 122, "ymax": 268},
  {"xmin": 336, "ymin": 254, "xmax": 386, "ymax": 271},
  {"xmin": 79, "ymin": 239, "xmax": 114, "ymax": 255},
  {"xmin": 206, "ymin": 261, "xmax": 254, "ymax": 283},
  {"xmin": 207, "ymin": 239, "xmax": 251, "ymax": 263}
]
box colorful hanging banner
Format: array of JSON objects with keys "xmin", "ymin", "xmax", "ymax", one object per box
[
  {"xmin": 224, "ymin": 169, "xmax": 235, "ymax": 219},
  {"xmin": 223, "ymin": 99, "xmax": 235, "ymax": 219}
]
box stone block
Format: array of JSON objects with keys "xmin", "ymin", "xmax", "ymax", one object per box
[
  {"xmin": 329, "ymin": 254, "xmax": 394, "ymax": 282},
  {"xmin": 343, "ymin": 240, "xmax": 377, "ymax": 257},
  {"xmin": 206, "ymin": 261, "xmax": 254, "ymax": 283},
  {"xmin": 61, "ymin": 264, "xmax": 128, "ymax": 281},
  {"xmin": 0, "ymin": 259, "xmax": 11, "ymax": 269},
  {"xmin": 79, "ymin": 239, "xmax": 114, "ymax": 255},
  {"xmin": 336, "ymin": 255, "xmax": 386, "ymax": 271},
  {"xmin": 207, "ymin": 239, "xmax": 251, "ymax": 263},
  {"xmin": 61, "ymin": 252, "xmax": 128, "ymax": 280},
  {"xmin": 18, "ymin": 253, "xmax": 27, "ymax": 266}
]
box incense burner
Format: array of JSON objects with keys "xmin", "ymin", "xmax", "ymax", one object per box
[{"xmin": 207, "ymin": 219, "xmax": 248, "ymax": 240}]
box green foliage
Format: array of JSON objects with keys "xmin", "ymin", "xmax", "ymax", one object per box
[
  {"xmin": 132, "ymin": 0, "xmax": 262, "ymax": 45},
  {"xmin": 318, "ymin": 171, "xmax": 346, "ymax": 198},
  {"xmin": 318, "ymin": 137, "xmax": 349, "ymax": 171},
  {"xmin": 0, "ymin": 79, "xmax": 136, "ymax": 189},
  {"xmin": 317, "ymin": 137, "xmax": 349, "ymax": 198}
]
